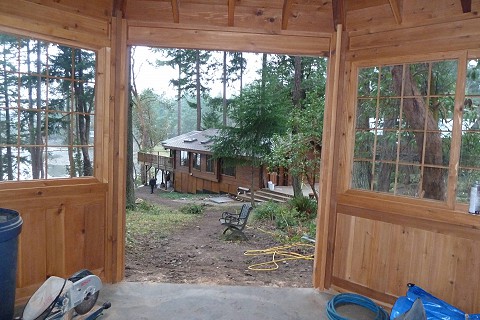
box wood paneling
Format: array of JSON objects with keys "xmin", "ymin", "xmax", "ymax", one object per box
[
  {"xmin": 0, "ymin": 181, "xmax": 107, "ymax": 302},
  {"xmin": 0, "ymin": 0, "xmax": 110, "ymax": 48},
  {"xmin": 332, "ymin": 213, "xmax": 480, "ymax": 312},
  {"xmin": 24, "ymin": 0, "xmax": 112, "ymax": 20}
]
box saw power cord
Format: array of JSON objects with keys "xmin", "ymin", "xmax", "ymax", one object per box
[
  {"xmin": 326, "ymin": 293, "xmax": 389, "ymax": 320},
  {"xmin": 243, "ymin": 243, "xmax": 314, "ymax": 271}
]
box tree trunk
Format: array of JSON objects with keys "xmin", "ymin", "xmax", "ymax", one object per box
[
  {"xmin": 223, "ymin": 51, "xmax": 227, "ymax": 126},
  {"xmin": 239, "ymin": 52, "xmax": 244, "ymax": 96},
  {"xmin": 177, "ymin": 66, "xmax": 182, "ymax": 135},
  {"xmin": 291, "ymin": 56, "xmax": 304, "ymax": 198},
  {"xmin": 74, "ymin": 51, "xmax": 92, "ymax": 176},
  {"xmin": 2, "ymin": 47, "xmax": 13, "ymax": 180},
  {"xmin": 126, "ymin": 48, "xmax": 136, "ymax": 209},
  {"xmin": 196, "ymin": 50, "xmax": 201, "ymax": 130},
  {"xmin": 391, "ymin": 65, "xmax": 445, "ymax": 200}
]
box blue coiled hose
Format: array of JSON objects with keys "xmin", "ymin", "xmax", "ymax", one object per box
[{"xmin": 326, "ymin": 293, "xmax": 390, "ymax": 320}]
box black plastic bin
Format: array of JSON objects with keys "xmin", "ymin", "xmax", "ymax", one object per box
[{"xmin": 0, "ymin": 208, "xmax": 23, "ymax": 320}]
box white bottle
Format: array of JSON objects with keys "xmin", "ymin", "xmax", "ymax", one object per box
[{"xmin": 469, "ymin": 181, "xmax": 480, "ymax": 214}]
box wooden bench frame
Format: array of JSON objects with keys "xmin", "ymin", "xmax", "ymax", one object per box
[{"xmin": 219, "ymin": 203, "xmax": 252, "ymax": 240}]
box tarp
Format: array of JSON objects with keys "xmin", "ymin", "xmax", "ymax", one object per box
[{"xmin": 391, "ymin": 284, "xmax": 480, "ymax": 320}]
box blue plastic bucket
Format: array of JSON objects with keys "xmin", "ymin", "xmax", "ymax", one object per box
[{"xmin": 0, "ymin": 208, "xmax": 23, "ymax": 320}]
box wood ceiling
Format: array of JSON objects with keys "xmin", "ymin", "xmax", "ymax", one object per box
[{"xmin": 110, "ymin": 0, "xmax": 474, "ymax": 35}]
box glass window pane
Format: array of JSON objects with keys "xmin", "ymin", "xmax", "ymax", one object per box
[
  {"xmin": 0, "ymin": 146, "xmax": 18, "ymax": 181},
  {"xmin": 396, "ymin": 165, "xmax": 420, "ymax": 197},
  {"xmin": 0, "ymin": 35, "xmax": 19, "ymax": 73},
  {"xmin": 378, "ymin": 98, "xmax": 400, "ymax": 130},
  {"xmin": 408, "ymin": 63, "xmax": 429, "ymax": 96},
  {"xmin": 423, "ymin": 132, "xmax": 448, "ymax": 166},
  {"xmin": 398, "ymin": 131, "xmax": 420, "ymax": 164},
  {"xmin": 373, "ymin": 161, "xmax": 395, "ymax": 193},
  {"xmin": 19, "ymin": 110, "xmax": 45, "ymax": 145},
  {"xmin": 466, "ymin": 59, "xmax": 480, "ymax": 95},
  {"xmin": 422, "ymin": 167, "xmax": 448, "ymax": 201},
  {"xmin": 47, "ymin": 146, "xmax": 70, "ymax": 178},
  {"xmin": 0, "ymin": 108, "xmax": 19, "ymax": 146},
  {"xmin": 379, "ymin": 65, "xmax": 402, "ymax": 97},
  {"xmin": 49, "ymin": 78, "xmax": 72, "ymax": 112},
  {"xmin": 401, "ymin": 98, "xmax": 427, "ymax": 130},
  {"xmin": 376, "ymin": 131, "xmax": 397, "ymax": 162},
  {"xmin": 354, "ymin": 131, "xmax": 374, "ymax": 159},
  {"xmin": 457, "ymin": 168, "xmax": 480, "ymax": 203},
  {"xmin": 462, "ymin": 97, "xmax": 480, "ymax": 130},
  {"xmin": 19, "ymin": 146, "xmax": 46, "ymax": 180},
  {"xmin": 358, "ymin": 67, "xmax": 378, "ymax": 97},
  {"xmin": 460, "ymin": 132, "xmax": 480, "ymax": 167},
  {"xmin": 356, "ymin": 99, "xmax": 376, "ymax": 129},
  {"xmin": 430, "ymin": 96, "xmax": 455, "ymax": 131},
  {"xmin": 206, "ymin": 155, "xmax": 214, "ymax": 173},
  {"xmin": 431, "ymin": 60, "xmax": 457, "ymax": 95},
  {"xmin": 70, "ymin": 147, "xmax": 93, "ymax": 177},
  {"xmin": 351, "ymin": 160, "xmax": 372, "ymax": 190}
]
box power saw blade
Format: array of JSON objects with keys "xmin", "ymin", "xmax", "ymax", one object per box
[{"xmin": 74, "ymin": 291, "xmax": 99, "ymax": 315}]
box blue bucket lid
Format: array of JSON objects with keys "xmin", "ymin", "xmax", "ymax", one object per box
[{"xmin": 0, "ymin": 208, "xmax": 23, "ymax": 243}]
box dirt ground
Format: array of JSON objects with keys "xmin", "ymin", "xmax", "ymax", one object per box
[{"xmin": 125, "ymin": 186, "xmax": 314, "ymax": 288}]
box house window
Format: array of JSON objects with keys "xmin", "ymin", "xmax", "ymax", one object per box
[
  {"xmin": 0, "ymin": 33, "xmax": 96, "ymax": 180},
  {"xmin": 192, "ymin": 153, "xmax": 201, "ymax": 170},
  {"xmin": 352, "ymin": 60, "xmax": 458, "ymax": 201},
  {"xmin": 180, "ymin": 151, "xmax": 188, "ymax": 166},
  {"xmin": 221, "ymin": 161, "xmax": 236, "ymax": 177},
  {"xmin": 206, "ymin": 154, "xmax": 214, "ymax": 173}
]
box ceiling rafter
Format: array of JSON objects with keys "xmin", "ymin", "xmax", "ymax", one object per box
[
  {"xmin": 460, "ymin": 0, "xmax": 472, "ymax": 13},
  {"xmin": 388, "ymin": 0, "xmax": 402, "ymax": 24},
  {"xmin": 228, "ymin": 0, "xmax": 235, "ymax": 27},
  {"xmin": 282, "ymin": 0, "xmax": 293, "ymax": 30},
  {"xmin": 332, "ymin": 0, "xmax": 345, "ymax": 31},
  {"xmin": 171, "ymin": 0, "xmax": 180, "ymax": 23}
]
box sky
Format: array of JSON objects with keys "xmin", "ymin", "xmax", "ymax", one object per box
[{"xmin": 131, "ymin": 46, "xmax": 263, "ymax": 99}]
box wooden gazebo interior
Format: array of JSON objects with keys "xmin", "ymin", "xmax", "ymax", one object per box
[{"xmin": 2, "ymin": 0, "xmax": 480, "ymax": 312}]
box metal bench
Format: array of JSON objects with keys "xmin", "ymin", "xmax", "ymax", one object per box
[{"xmin": 219, "ymin": 203, "xmax": 252, "ymax": 240}]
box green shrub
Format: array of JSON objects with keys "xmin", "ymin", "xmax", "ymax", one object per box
[
  {"xmin": 253, "ymin": 201, "xmax": 281, "ymax": 221},
  {"xmin": 275, "ymin": 206, "xmax": 299, "ymax": 230},
  {"xmin": 180, "ymin": 204, "xmax": 205, "ymax": 215},
  {"xmin": 288, "ymin": 196, "xmax": 317, "ymax": 221}
]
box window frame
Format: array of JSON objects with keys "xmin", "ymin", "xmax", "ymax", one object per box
[
  {"xmin": 205, "ymin": 154, "xmax": 215, "ymax": 173},
  {"xmin": 180, "ymin": 150, "xmax": 188, "ymax": 167},
  {"xmin": 220, "ymin": 160, "xmax": 236, "ymax": 177},
  {"xmin": 0, "ymin": 30, "xmax": 99, "ymax": 182},
  {"xmin": 192, "ymin": 152, "xmax": 201, "ymax": 171},
  {"xmin": 348, "ymin": 52, "xmax": 468, "ymax": 212}
]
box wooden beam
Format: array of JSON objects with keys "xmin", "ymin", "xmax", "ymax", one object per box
[
  {"xmin": 128, "ymin": 26, "xmax": 330, "ymax": 56},
  {"xmin": 113, "ymin": 0, "xmax": 126, "ymax": 18},
  {"xmin": 313, "ymin": 24, "xmax": 343, "ymax": 289},
  {"xmin": 171, "ymin": 0, "xmax": 179, "ymax": 23},
  {"xmin": 332, "ymin": 0, "xmax": 344, "ymax": 31},
  {"xmin": 282, "ymin": 0, "xmax": 293, "ymax": 30},
  {"xmin": 461, "ymin": 0, "xmax": 472, "ymax": 13},
  {"xmin": 228, "ymin": 0, "xmax": 235, "ymax": 27},
  {"xmin": 388, "ymin": 0, "xmax": 402, "ymax": 24}
]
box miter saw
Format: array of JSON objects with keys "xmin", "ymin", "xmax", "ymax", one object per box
[{"xmin": 18, "ymin": 270, "xmax": 110, "ymax": 320}]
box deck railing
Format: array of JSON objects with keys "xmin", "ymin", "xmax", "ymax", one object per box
[{"xmin": 138, "ymin": 151, "xmax": 174, "ymax": 170}]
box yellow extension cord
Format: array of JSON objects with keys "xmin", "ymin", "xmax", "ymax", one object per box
[{"xmin": 243, "ymin": 242, "xmax": 315, "ymax": 271}]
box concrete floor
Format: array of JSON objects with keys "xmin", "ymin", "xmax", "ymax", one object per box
[
  {"xmin": 14, "ymin": 282, "xmax": 381, "ymax": 319},
  {"xmin": 92, "ymin": 282, "xmax": 378, "ymax": 320}
]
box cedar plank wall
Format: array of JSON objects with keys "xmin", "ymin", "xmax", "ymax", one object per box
[
  {"xmin": 326, "ymin": 0, "xmax": 480, "ymax": 312},
  {"xmin": 0, "ymin": 0, "xmax": 123, "ymax": 303}
]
